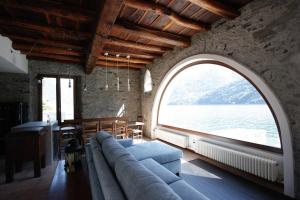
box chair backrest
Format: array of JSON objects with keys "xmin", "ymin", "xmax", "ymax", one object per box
[
  {"xmin": 99, "ymin": 120, "xmax": 115, "ymax": 133},
  {"xmin": 137, "ymin": 115, "xmax": 143, "ymax": 122},
  {"xmin": 82, "ymin": 121, "xmax": 99, "ymax": 134}
]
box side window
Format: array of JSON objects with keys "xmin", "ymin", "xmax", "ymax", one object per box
[{"xmin": 144, "ymin": 69, "xmax": 152, "ymax": 93}]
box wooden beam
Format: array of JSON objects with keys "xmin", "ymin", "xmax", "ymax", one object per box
[
  {"xmin": 188, "ymin": 0, "xmax": 240, "ymax": 19},
  {"xmin": 112, "ymin": 19, "xmax": 190, "ymax": 47},
  {"xmin": 96, "ymin": 60, "xmax": 144, "ymax": 69},
  {"xmin": 105, "ymin": 37, "xmax": 171, "ymax": 53},
  {"xmin": 0, "ymin": 18, "xmax": 91, "ymax": 41},
  {"xmin": 26, "ymin": 53, "xmax": 83, "ymax": 63},
  {"xmin": 123, "ymin": 0, "xmax": 209, "ymax": 31},
  {"xmin": 85, "ymin": 0, "xmax": 124, "ymax": 74},
  {"xmin": 8, "ymin": 35, "xmax": 83, "ymax": 50},
  {"xmin": 101, "ymin": 49, "xmax": 156, "ymax": 60},
  {"xmin": 13, "ymin": 43, "xmax": 83, "ymax": 57},
  {"xmin": 0, "ymin": 0, "xmax": 95, "ymax": 21},
  {"xmin": 98, "ymin": 55, "xmax": 151, "ymax": 64}
]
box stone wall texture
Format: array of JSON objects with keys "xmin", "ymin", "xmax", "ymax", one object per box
[
  {"xmin": 0, "ymin": 73, "xmax": 29, "ymax": 104},
  {"xmin": 0, "ymin": 60, "xmax": 141, "ymax": 121},
  {"xmin": 140, "ymin": 0, "xmax": 300, "ymax": 197}
]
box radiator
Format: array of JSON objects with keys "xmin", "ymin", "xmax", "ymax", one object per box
[
  {"xmin": 197, "ymin": 140, "xmax": 279, "ymax": 182},
  {"xmin": 156, "ymin": 129, "xmax": 188, "ymax": 148}
]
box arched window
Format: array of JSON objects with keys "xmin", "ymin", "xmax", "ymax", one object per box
[
  {"xmin": 158, "ymin": 62, "xmax": 281, "ymax": 149},
  {"xmin": 144, "ymin": 69, "xmax": 152, "ymax": 93}
]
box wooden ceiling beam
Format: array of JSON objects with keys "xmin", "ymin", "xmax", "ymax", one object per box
[
  {"xmin": 0, "ymin": 0, "xmax": 95, "ymax": 21},
  {"xmin": 8, "ymin": 35, "xmax": 83, "ymax": 50},
  {"xmin": 188, "ymin": 0, "xmax": 240, "ymax": 19},
  {"xmin": 112, "ymin": 19, "xmax": 190, "ymax": 47},
  {"xmin": 0, "ymin": 18, "xmax": 91, "ymax": 41},
  {"xmin": 98, "ymin": 55, "xmax": 151, "ymax": 64},
  {"xmin": 13, "ymin": 43, "xmax": 83, "ymax": 57},
  {"xmin": 96, "ymin": 60, "xmax": 144, "ymax": 69},
  {"xmin": 123, "ymin": 0, "xmax": 209, "ymax": 31},
  {"xmin": 85, "ymin": 0, "xmax": 124, "ymax": 74},
  {"xmin": 100, "ymin": 49, "xmax": 157, "ymax": 60},
  {"xmin": 105, "ymin": 37, "xmax": 171, "ymax": 54}
]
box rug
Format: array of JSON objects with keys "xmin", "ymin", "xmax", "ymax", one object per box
[{"xmin": 181, "ymin": 159, "xmax": 290, "ymax": 200}]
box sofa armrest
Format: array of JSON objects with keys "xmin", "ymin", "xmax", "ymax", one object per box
[{"xmin": 117, "ymin": 139, "xmax": 133, "ymax": 147}]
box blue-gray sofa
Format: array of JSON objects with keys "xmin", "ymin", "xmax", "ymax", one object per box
[{"xmin": 85, "ymin": 131, "xmax": 206, "ymax": 200}]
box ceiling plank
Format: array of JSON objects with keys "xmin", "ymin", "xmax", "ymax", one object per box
[
  {"xmin": 188, "ymin": 0, "xmax": 240, "ymax": 19},
  {"xmin": 123, "ymin": 0, "xmax": 209, "ymax": 31},
  {"xmin": 26, "ymin": 53, "xmax": 83, "ymax": 63},
  {"xmin": 8, "ymin": 35, "xmax": 83, "ymax": 50},
  {"xmin": 105, "ymin": 37, "xmax": 171, "ymax": 53},
  {"xmin": 85, "ymin": 0, "xmax": 124, "ymax": 74},
  {"xmin": 0, "ymin": 18, "xmax": 91, "ymax": 41},
  {"xmin": 112, "ymin": 19, "xmax": 190, "ymax": 47},
  {"xmin": 96, "ymin": 60, "xmax": 144, "ymax": 69},
  {"xmin": 0, "ymin": 0, "xmax": 95, "ymax": 22},
  {"xmin": 100, "ymin": 49, "xmax": 157, "ymax": 60},
  {"xmin": 13, "ymin": 43, "xmax": 83, "ymax": 57},
  {"xmin": 98, "ymin": 55, "xmax": 152, "ymax": 64}
]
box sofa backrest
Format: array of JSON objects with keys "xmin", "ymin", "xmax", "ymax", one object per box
[
  {"xmin": 115, "ymin": 154, "xmax": 182, "ymax": 200},
  {"xmin": 96, "ymin": 131, "xmax": 113, "ymax": 144},
  {"xmin": 101, "ymin": 136, "xmax": 132, "ymax": 168},
  {"xmin": 90, "ymin": 138, "xmax": 126, "ymax": 200}
]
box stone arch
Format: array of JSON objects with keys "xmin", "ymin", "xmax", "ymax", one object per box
[{"xmin": 151, "ymin": 54, "xmax": 294, "ymax": 197}]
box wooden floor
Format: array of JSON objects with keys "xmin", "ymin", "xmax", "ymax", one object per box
[
  {"xmin": 0, "ymin": 158, "xmax": 58, "ymax": 200},
  {"xmin": 47, "ymin": 139, "xmax": 292, "ymax": 200},
  {"xmin": 48, "ymin": 158, "xmax": 91, "ymax": 200}
]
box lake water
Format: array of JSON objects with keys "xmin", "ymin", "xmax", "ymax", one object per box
[{"xmin": 158, "ymin": 105, "xmax": 281, "ymax": 148}]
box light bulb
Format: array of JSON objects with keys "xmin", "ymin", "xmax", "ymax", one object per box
[
  {"xmin": 117, "ymin": 77, "xmax": 120, "ymax": 91},
  {"xmin": 127, "ymin": 79, "xmax": 130, "ymax": 92},
  {"xmin": 84, "ymin": 85, "xmax": 87, "ymax": 92},
  {"xmin": 105, "ymin": 83, "xmax": 108, "ymax": 91}
]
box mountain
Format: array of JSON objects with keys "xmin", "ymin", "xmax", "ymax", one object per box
[{"xmin": 167, "ymin": 79, "xmax": 265, "ymax": 105}]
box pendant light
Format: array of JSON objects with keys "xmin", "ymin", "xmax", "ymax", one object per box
[
  {"xmin": 104, "ymin": 52, "xmax": 109, "ymax": 91},
  {"xmin": 68, "ymin": 66, "xmax": 71, "ymax": 88},
  {"xmin": 37, "ymin": 65, "xmax": 42, "ymax": 84},
  {"xmin": 83, "ymin": 73, "xmax": 87, "ymax": 92},
  {"xmin": 127, "ymin": 55, "xmax": 130, "ymax": 92},
  {"xmin": 116, "ymin": 54, "xmax": 120, "ymax": 91}
]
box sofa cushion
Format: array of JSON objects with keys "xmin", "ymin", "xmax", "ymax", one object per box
[
  {"xmin": 169, "ymin": 180, "xmax": 208, "ymax": 200},
  {"xmin": 140, "ymin": 158, "xmax": 181, "ymax": 184},
  {"xmin": 102, "ymin": 137, "xmax": 131, "ymax": 168},
  {"xmin": 90, "ymin": 138, "xmax": 100, "ymax": 150},
  {"xmin": 96, "ymin": 131, "xmax": 112, "ymax": 144},
  {"xmin": 118, "ymin": 139, "xmax": 133, "ymax": 148},
  {"xmin": 162, "ymin": 159, "xmax": 181, "ymax": 174},
  {"xmin": 91, "ymin": 144, "xmax": 126, "ymax": 200},
  {"xmin": 126, "ymin": 141, "xmax": 183, "ymax": 164},
  {"xmin": 115, "ymin": 154, "xmax": 182, "ymax": 200},
  {"xmin": 85, "ymin": 144, "xmax": 105, "ymax": 200}
]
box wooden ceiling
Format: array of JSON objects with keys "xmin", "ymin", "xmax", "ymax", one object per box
[{"xmin": 0, "ymin": 0, "xmax": 252, "ymax": 73}]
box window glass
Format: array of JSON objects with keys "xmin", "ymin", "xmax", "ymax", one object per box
[
  {"xmin": 144, "ymin": 70, "xmax": 152, "ymax": 93},
  {"xmin": 158, "ymin": 63, "xmax": 280, "ymax": 148}
]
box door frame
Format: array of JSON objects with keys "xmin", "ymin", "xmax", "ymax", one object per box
[{"xmin": 37, "ymin": 74, "xmax": 78, "ymax": 124}]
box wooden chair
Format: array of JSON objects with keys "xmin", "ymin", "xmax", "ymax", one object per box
[
  {"xmin": 81, "ymin": 121, "xmax": 99, "ymax": 144},
  {"xmin": 99, "ymin": 120, "xmax": 115, "ymax": 133},
  {"xmin": 113, "ymin": 120, "xmax": 128, "ymax": 139},
  {"xmin": 58, "ymin": 123, "xmax": 78, "ymax": 160},
  {"xmin": 128, "ymin": 116, "xmax": 144, "ymax": 140}
]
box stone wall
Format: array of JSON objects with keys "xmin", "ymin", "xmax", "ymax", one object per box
[
  {"xmin": 140, "ymin": 0, "xmax": 300, "ymax": 197},
  {"xmin": 0, "ymin": 73, "xmax": 29, "ymax": 104},
  {"xmin": 0, "ymin": 59, "xmax": 141, "ymax": 121}
]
